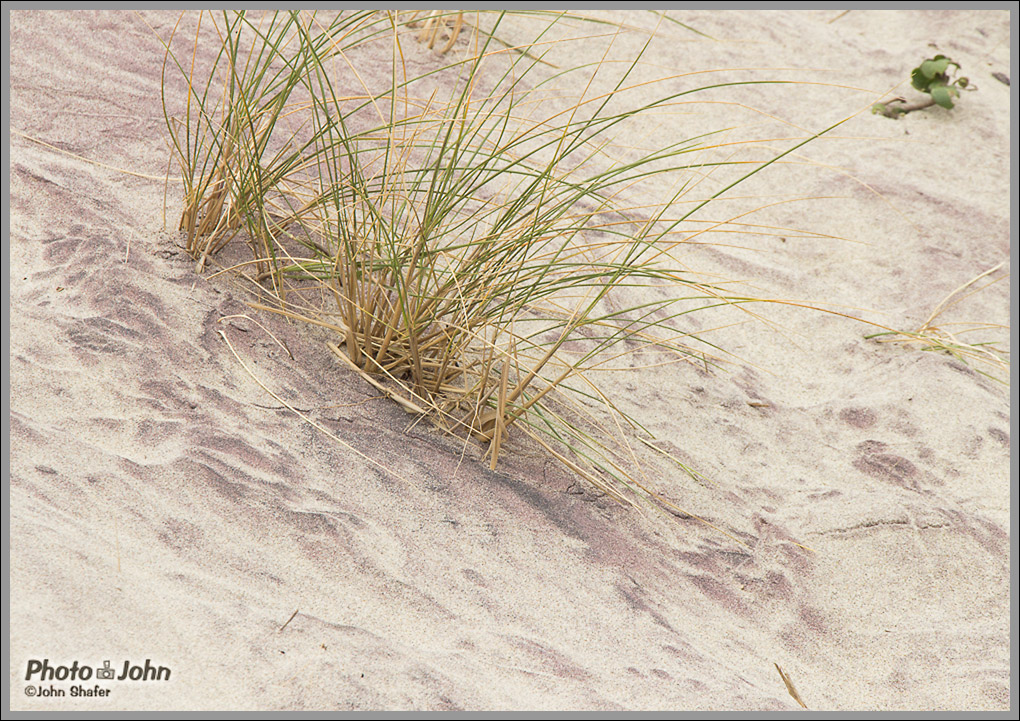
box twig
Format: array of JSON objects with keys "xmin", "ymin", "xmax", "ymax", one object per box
[
  {"xmin": 279, "ymin": 609, "xmax": 299, "ymax": 633},
  {"xmin": 873, "ymin": 96, "xmax": 937, "ymax": 118}
]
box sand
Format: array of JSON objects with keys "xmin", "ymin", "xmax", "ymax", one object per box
[{"xmin": 8, "ymin": 9, "xmax": 1012, "ymax": 711}]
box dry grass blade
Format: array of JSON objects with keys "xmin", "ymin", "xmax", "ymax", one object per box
[
  {"xmin": 406, "ymin": 11, "xmax": 465, "ymax": 55},
  {"xmin": 279, "ymin": 609, "xmax": 300, "ymax": 633},
  {"xmin": 866, "ymin": 262, "xmax": 1009, "ymax": 384},
  {"xmin": 774, "ymin": 663, "xmax": 808, "ymax": 709}
]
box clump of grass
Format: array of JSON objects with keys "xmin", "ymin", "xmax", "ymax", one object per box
[
  {"xmin": 158, "ymin": 10, "xmax": 853, "ymax": 508},
  {"xmin": 865, "ymin": 262, "xmax": 1009, "ymax": 384}
]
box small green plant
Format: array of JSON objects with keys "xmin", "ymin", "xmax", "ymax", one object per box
[{"xmin": 873, "ymin": 54, "xmax": 972, "ymax": 118}]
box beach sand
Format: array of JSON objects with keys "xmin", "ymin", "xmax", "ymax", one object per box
[{"xmin": 9, "ymin": 10, "xmax": 1011, "ymax": 711}]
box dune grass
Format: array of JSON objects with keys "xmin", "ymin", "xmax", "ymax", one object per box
[
  {"xmin": 865, "ymin": 261, "xmax": 1009, "ymax": 385},
  {"xmin": 158, "ymin": 10, "xmax": 857, "ymax": 508}
]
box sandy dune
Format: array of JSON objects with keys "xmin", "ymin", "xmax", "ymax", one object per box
[{"xmin": 9, "ymin": 10, "xmax": 1011, "ymax": 711}]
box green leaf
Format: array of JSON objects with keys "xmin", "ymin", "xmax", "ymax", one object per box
[
  {"xmin": 911, "ymin": 67, "xmax": 928, "ymax": 91},
  {"xmin": 920, "ymin": 57, "xmax": 952, "ymax": 80},
  {"xmin": 930, "ymin": 85, "xmax": 955, "ymax": 109}
]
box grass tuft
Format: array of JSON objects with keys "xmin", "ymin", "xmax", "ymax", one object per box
[
  {"xmin": 865, "ymin": 261, "xmax": 1009, "ymax": 385},
  {"xmin": 158, "ymin": 10, "xmax": 859, "ymax": 510}
]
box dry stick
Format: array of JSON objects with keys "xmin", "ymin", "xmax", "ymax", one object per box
[
  {"xmin": 873, "ymin": 95, "xmax": 938, "ymax": 118},
  {"xmin": 217, "ymin": 329, "xmax": 408, "ymax": 487}
]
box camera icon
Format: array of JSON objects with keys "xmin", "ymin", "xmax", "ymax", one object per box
[{"xmin": 96, "ymin": 661, "xmax": 115, "ymax": 680}]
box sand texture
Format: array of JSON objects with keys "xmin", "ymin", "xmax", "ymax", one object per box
[{"xmin": 9, "ymin": 10, "xmax": 1012, "ymax": 711}]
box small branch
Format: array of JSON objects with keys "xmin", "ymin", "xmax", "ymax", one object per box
[{"xmin": 873, "ymin": 96, "xmax": 937, "ymax": 118}]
